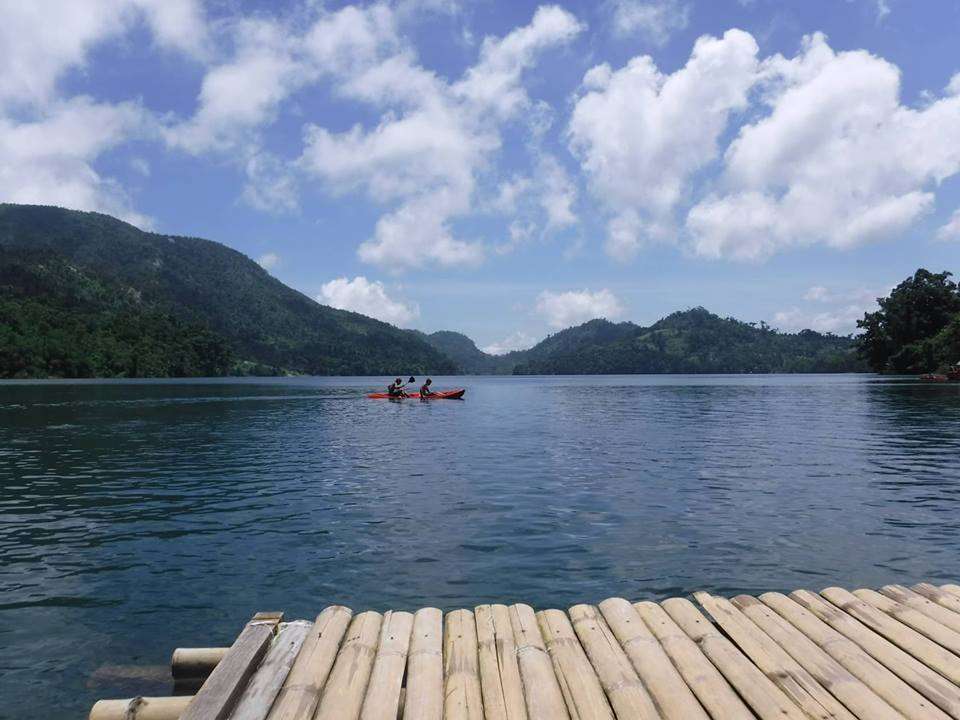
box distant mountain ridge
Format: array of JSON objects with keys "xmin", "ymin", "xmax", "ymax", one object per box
[
  {"xmin": 427, "ymin": 310, "xmax": 864, "ymax": 375},
  {"xmin": 0, "ymin": 203, "xmax": 863, "ymax": 379},
  {"xmin": 0, "ymin": 204, "xmax": 456, "ymax": 378}
]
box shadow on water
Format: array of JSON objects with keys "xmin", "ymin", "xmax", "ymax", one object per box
[{"xmin": 1, "ymin": 374, "xmax": 959, "ymax": 717}]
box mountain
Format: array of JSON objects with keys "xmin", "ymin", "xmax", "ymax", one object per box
[
  {"xmin": 0, "ymin": 204, "xmax": 457, "ymax": 378},
  {"xmin": 511, "ymin": 309, "xmax": 865, "ymax": 374},
  {"xmin": 419, "ymin": 331, "xmax": 518, "ymax": 374}
]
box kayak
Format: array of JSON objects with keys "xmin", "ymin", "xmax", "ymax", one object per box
[{"xmin": 367, "ymin": 389, "xmax": 466, "ymax": 400}]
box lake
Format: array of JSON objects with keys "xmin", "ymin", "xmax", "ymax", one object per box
[{"xmin": 1, "ymin": 374, "xmax": 959, "ymax": 718}]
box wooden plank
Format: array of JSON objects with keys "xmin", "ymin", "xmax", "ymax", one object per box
[
  {"xmin": 696, "ymin": 592, "xmax": 855, "ymax": 720},
  {"xmin": 881, "ymin": 585, "xmax": 960, "ymax": 634},
  {"xmin": 941, "ymin": 585, "xmax": 960, "ymax": 601},
  {"xmin": 821, "ymin": 587, "xmax": 960, "ymax": 685},
  {"xmin": 229, "ymin": 622, "xmax": 310, "ymax": 720},
  {"xmin": 314, "ymin": 611, "xmax": 383, "ymax": 720},
  {"xmin": 661, "ymin": 597, "xmax": 807, "ymax": 720},
  {"xmin": 914, "ymin": 583, "xmax": 960, "ymax": 616},
  {"xmin": 633, "ymin": 600, "xmax": 754, "ymax": 720},
  {"xmin": 475, "ymin": 604, "xmax": 527, "ymax": 720},
  {"xmin": 509, "ymin": 603, "xmax": 570, "ymax": 720},
  {"xmin": 444, "ymin": 609, "xmax": 484, "ymax": 720},
  {"xmin": 360, "ymin": 611, "xmax": 414, "ymax": 720},
  {"xmin": 266, "ymin": 605, "xmax": 352, "ymax": 720},
  {"xmin": 597, "ymin": 598, "xmax": 707, "ymax": 720},
  {"xmin": 761, "ymin": 591, "xmax": 951, "ymax": 720},
  {"xmin": 789, "ymin": 589, "xmax": 960, "ymax": 718},
  {"xmin": 181, "ymin": 612, "xmax": 283, "ymax": 720},
  {"xmin": 731, "ymin": 595, "xmax": 902, "ymax": 720},
  {"xmin": 854, "ymin": 588, "xmax": 960, "ymax": 656},
  {"xmin": 403, "ymin": 607, "xmax": 443, "ymax": 720},
  {"xmin": 567, "ymin": 604, "xmax": 661, "ymax": 720},
  {"xmin": 537, "ymin": 609, "xmax": 614, "ymax": 720}
]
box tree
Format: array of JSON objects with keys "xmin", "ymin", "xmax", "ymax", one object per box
[{"xmin": 857, "ymin": 269, "xmax": 960, "ymax": 373}]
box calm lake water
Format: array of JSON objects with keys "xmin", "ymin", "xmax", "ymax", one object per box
[{"xmin": 2, "ymin": 374, "xmax": 960, "ymax": 717}]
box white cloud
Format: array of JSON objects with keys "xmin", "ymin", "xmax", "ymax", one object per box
[
  {"xmin": 535, "ymin": 289, "xmax": 625, "ymax": 329},
  {"xmin": 0, "ymin": 96, "xmax": 153, "ymax": 227},
  {"xmin": 131, "ymin": 0, "xmax": 209, "ymax": 58},
  {"xmin": 609, "ymin": 0, "xmax": 690, "ymax": 45},
  {"xmin": 569, "ymin": 29, "xmax": 759, "ymax": 261},
  {"xmin": 773, "ymin": 305, "xmax": 866, "ymax": 334},
  {"xmin": 257, "ymin": 252, "xmax": 280, "ymax": 270},
  {"xmin": 454, "ymin": 5, "xmax": 583, "ymax": 119},
  {"xmin": 937, "ymin": 208, "xmax": 960, "ymax": 242},
  {"xmin": 242, "ymin": 153, "xmax": 299, "ymax": 214},
  {"xmin": 299, "ymin": 4, "xmax": 583, "ymax": 269},
  {"xmin": 538, "ymin": 154, "xmax": 578, "ymax": 230},
  {"xmin": 495, "ymin": 220, "xmax": 536, "ymax": 255},
  {"xmin": 482, "ymin": 331, "xmax": 539, "ymax": 355},
  {"xmin": 874, "ymin": 0, "xmax": 891, "ymax": 23},
  {"xmin": 687, "ymin": 32, "xmax": 960, "ymax": 261},
  {"xmin": 774, "ymin": 284, "xmax": 884, "ymax": 334},
  {"xmin": 0, "ymin": 0, "xmax": 207, "ymax": 110},
  {"xmin": 490, "ymin": 175, "xmax": 532, "ymax": 214},
  {"xmin": 0, "ymin": 0, "xmax": 210, "ymax": 224},
  {"xmin": 318, "ymin": 276, "xmax": 420, "ymax": 326},
  {"xmin": 165, "ymin": 18, "xmax": 307, "ymax": 155}
]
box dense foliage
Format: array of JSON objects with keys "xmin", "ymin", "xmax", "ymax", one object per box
[
  {"xmin": 0, "ymin": 204, "xmax": 457, "ymax": 378},
  {"xmin": 511, "ymin": 309, "xmax": 865, "ymax": 375},
  {"xmin": 856, "ymin": 269, "xmax": 960, "ymax": 373},
  {"xmin": 1, "ymin": 251, "xmax": 233, "ymax": 378}
]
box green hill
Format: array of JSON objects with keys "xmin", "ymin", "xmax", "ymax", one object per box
[
  {"xmin": 511, "ymin": 309, "xmax": 865, "ymax": 374},
  {"xmin": 419, "ymin": 330, "xmax": 518, "ymax": 374},
  {"xmin": 0, "ymin": 204, "xmax": 457, "ymax": 378}
]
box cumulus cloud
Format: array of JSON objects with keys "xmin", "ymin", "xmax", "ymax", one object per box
[
  {"xmin": 569, "ymin": 29, "xmax": 759, "ymax": 261},
  {"xmin": 482, "ymin": 331, "xmax": 539, "ymax": 355},
  {"xmin": 609, "ymin": 0, "xmax": 690, "ymax": 45},
  {"xmin": 774, "ymin": 285, "xmax": 884, "ymax": 334},
  {"xmin": 164, "ymin": 18, "xmax": 306, "ymax": 155},
  {"xmin": 299, "ymin": 4, "xmax": 583, "ymax": 269},
  {"xmin": 0, "ymin": 96, "xmax": 154, "ymax": 227},
  {"xmin": 537, "ymin": 154, "xmax": 578, "ymax": 230},
  {"xmin": 318, "ymin": 276, "xmax": 420, "ymax": 326},
  {"xmin": 0, "ymin": 0, "xmax": 207, "ymax": 110},
  {"xmin": 0, "ymin": 0, "xmax": 206, "ymax": 223},
  {"xmin": 937, "ymin": 209, "xmax": 960, "ymax": 242},
  {"xmin": 536, "ymin": 289, "xmax": 625, "ymax": 329},
  {"xmin": 687, "ymin": 32, "xmax": 960, "ymax": 261}
]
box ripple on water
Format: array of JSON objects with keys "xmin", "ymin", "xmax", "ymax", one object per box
[{"xmin": 0, "ymin": 375, "xmax": 959, "ymax": 717}]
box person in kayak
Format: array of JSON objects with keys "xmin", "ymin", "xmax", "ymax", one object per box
[
  {"xmin": 387, "ymin": 378, "xmax": 404, "ymax": 397},
  {"xmin": 419, "ymin": 378, "xmax": 433, "ymax": 398}
]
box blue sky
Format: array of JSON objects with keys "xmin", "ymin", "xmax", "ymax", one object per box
[{"xmin": 2, "ymin": 0, "xmax": 959, "ymax": 352}]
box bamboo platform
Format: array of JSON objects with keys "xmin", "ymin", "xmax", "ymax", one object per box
[{"xmin": 90, "ymin": 581, "xmax": 960, "ymax": 720}]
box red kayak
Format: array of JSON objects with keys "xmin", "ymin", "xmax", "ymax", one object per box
[{"xmin": 367, "ymin": 389, "xmax": 466, "ymax": 400}]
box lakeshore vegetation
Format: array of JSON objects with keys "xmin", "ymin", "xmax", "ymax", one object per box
[{"xmin": 8, "ymin": 202, "xmax": 946, "ymax": 380}]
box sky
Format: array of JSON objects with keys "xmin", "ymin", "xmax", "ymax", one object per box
[{"xmin": 2, "ymin": 0, "xmax": 959, "ymax": 353}]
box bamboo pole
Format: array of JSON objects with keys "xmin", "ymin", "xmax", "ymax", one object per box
[
  {"xmin": 171, "ymin": 648, "xmax": 228, "ymax": 680},
  {"xmin": 89, "ymin": 696, "xmax": 192, "ymax": 720}
]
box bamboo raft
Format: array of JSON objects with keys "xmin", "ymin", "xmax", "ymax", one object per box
[{"xmin": 91, "ymin": 581, "xmax": 960, "ymax": 720}]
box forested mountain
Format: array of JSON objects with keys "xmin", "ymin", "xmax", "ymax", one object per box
[
  {"xmin": 510, "ymin": 309, "xmax": 864, "ymax": 374},
  {"xmin": 425, "ymin": 310, "xmax": 862, "ymax": 375},
  {"xmin": 0, "ymin": 204, "xmax": 456, "ymax": 378},
  {"xmin": 0, "ymin": 204, "xmax": 870, "ymax": 380},
  {"xmin": 419, "ymin": 331, "xmax": 517, "ymax": 374}
]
